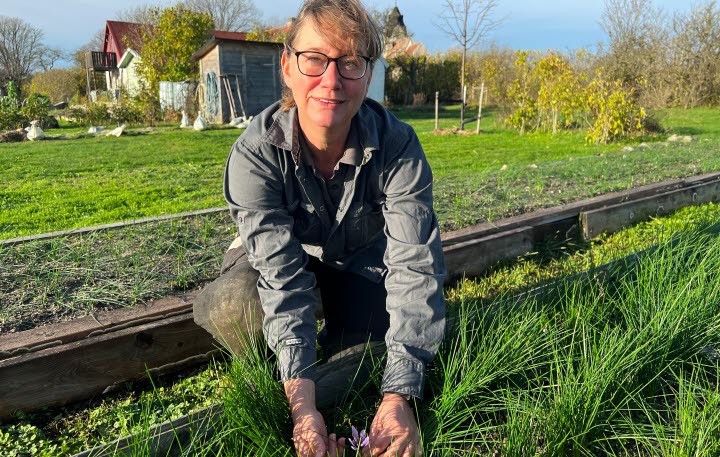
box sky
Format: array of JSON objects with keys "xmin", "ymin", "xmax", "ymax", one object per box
[{"xmin": 1, "ymin": 0, "xmax": 689, "ymax": 65}]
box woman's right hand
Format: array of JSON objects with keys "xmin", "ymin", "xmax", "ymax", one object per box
[
  {"xmin": 285, "ymin": 378, "xmax": 345, "ymax": 456},
  {"xmin": 291, "ymin": 406, "xmax": 329, "ymax": 457}
]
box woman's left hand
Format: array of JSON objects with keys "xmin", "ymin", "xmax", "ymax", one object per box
[{"xmin": 369, "ymin": 393, "xmax": 421, "ymax": 456}]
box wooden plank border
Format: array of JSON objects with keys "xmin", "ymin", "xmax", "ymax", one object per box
[
  {"xmin": 581, "ymin": 179, "xmax": 720, "ymax": 240},
  {"xmin": 441, "ymin": 172, "xmax": 720, "ymax": 246},
  {"xmin": 0, "ymin": 207, "xmax": 227, "ymax": 246},
  {"xmin": 0, "ymin": 312, "xmax": 221, "ymax": 419}
]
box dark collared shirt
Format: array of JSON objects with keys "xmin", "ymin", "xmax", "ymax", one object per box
[{"xmin": 224, "ymin": 99, "xmax": 446, "ymax": 399}]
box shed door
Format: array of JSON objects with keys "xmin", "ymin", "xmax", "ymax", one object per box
[{"xmin": 242, "ymin": 53, "xmax": 280, "ymax": 115}]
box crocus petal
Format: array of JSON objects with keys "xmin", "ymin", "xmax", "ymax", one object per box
[{"xmin": 352, "ymin": 425, "xmax": 359, "ymax": 441}]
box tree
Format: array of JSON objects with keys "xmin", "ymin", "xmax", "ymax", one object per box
[
  {"xmin": 137, "ymin": 6, "xmax": 213, "ymax": 86},
  {"xmin": 30, "ymin": 68, "xmax": 80, "ymax": 103},
  {"xmin": 599, "ymin": 0, "xmax": 666, "ymax": 104},
  {"xmin": 182, "ymin": 0, "xmax": 260, "ymax": 32},
  {"xmin": 669, "ymin": 1, "xmax": 720, "ymax": 107},
  {"xmin": 435, "ymin": 0, "xmax": 502, "ymax": 129},
  {"xmin": 0, "ymin": 16, "xmax": 61, "ymax": 89},
  {"xmin": 134, "ymin": 6, "xmax": 213, "ymax": 122}
]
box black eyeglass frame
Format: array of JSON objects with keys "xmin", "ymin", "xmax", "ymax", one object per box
[{"xmin": 285, "ymin": 45, "xmax": 372, "ymax": 80}]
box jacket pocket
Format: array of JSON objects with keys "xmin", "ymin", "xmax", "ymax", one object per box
[
  {"xmin": 290, "ymin": 200, "xmax": 323, "ymax": 245},
  {"xmin": 345, "ymin": 201, "xmax": 385, "ymax": 251}
]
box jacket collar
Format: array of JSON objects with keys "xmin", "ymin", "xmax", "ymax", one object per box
[{"xmin": 263, "ymin": 100, "xmax": 381, "ymax": 166}]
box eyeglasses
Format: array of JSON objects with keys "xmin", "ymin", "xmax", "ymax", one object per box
[{"xmin": 286, "ymin": 45, "xmax": 371, "ymax": 80}]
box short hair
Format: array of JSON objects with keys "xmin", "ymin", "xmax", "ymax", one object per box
[{"xmin": 280, "ymin": 0, "xmax": 382, "ymax": 111}]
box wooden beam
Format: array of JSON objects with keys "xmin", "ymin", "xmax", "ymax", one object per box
[
  {"xmin": 581, "ymin": 179, "xmax": 720, "ymax": 241},
  {"xmin": 441, "ymin": 172, "xmax": 720, "ymax": 247},
  {"xmin": 444, "ymin": 227, "xmax": 534, "ymax": 282},
  {"xmin": 0, "ymin": 313, "xmax": 220, "ymax": 420},
  {"xmin": 71, "ymin": 404, "xmax": 223, "ymax": 457}
]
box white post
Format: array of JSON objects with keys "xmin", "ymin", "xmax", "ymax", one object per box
[
  {"xmin": 435, "ymin": 91, "xmax": 439, "ymax": 131},
  {"xmin": 461, "ymin": 85, "xmax": 468, "ymax": 130},
  {"xmin": 476, "ymin": 82, "xmax": 485, "ymax": 134}
]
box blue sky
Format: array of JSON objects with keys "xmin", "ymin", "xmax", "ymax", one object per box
[{"xmin": 1, "ymin": 0, "xmax": 688, "ymax": 62}]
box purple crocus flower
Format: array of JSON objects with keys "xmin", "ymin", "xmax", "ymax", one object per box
[{"xmin": 349, "ymin": 425, "xmax": 369, "ymax": 451}]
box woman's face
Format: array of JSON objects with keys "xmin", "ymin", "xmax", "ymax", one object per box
[{"xmin": 282, "ymin": 20, "xmax": 372, "ymax": 141}]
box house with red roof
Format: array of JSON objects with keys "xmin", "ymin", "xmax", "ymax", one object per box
[{"xmin": 86, "ymin": 21, "xmax": 147, "ymax": 98}]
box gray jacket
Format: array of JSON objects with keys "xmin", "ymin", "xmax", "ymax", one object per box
[{"xmin": 224, "ymin": 99, "xmax": 446, "ymax": 399}]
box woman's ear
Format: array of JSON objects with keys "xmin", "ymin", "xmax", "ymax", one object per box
[{"xmin": 281, "ymin": 49, "xmax": 293, "ymax": 90}]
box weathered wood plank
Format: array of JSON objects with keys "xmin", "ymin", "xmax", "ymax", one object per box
[
  {"xmin": 71, "ymin": 404, "xmax": 224, "ymax": 457},
  {"xmin": 441, "ymin": 172, "xmax": 720, "ymax": 247},
  {"xmin": 444, "ymin": 227, "xmax": 534, "ymax": 281},
  {"xmin": 581, "ymin": 180, "xmax": 720, "ymax": 241},
  {"xmin": 0, "ymin": 313, "xmax": 220, "ymax": 420},
  {"xmin": 0, "ymin": 292, "xmax": 197, "ymax": 356}
]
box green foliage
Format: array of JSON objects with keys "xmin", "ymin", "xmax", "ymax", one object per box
[
  {"xmin": 133, "ymin": 5, "xmax": 213, "ymax": 124},
  {"xmin": 68, "ymin": 103, "xmax": 111, "ymax": 126},
  {"xmin": 583, "ymin": 73, "xmax": 647, "ymax": 144},
  {"xmin": 505, "ymin": 51, "xmax": 646, "ymax": 143},
  {"xmin": 0, "ymin": 82, "xmax": 23, "ymax": 131},
  {"xmin": 0, "ymin": 83, "xmax": 54, "ymax": 131},
  {"xmin": 534, "ymin": 52, "xmax": 585, "ymax": 133},
  {"xmin": 21, "ymin": 93, "xmax": 51, "ymax": 123},
  {"xmin": 136, "ymin": 6, "xmax": 213, "ymax": 88},
  {"xmin": 505, "ymin": 51, "xmax": 538, "ymax": 135},
  {"xmin": 109, "ymin": 100, "xmax": 143, "ymax": 126},
  {"xmin": 29, "ymin": 68, "xmax": 80, "ymax": 104},
  {"xmin": 385, "ymin": 53, "xmax": 460, "ymax": 105},
  {"xmin": 245, "ymin": 22, "xmax": 286, "ymax": 43}
]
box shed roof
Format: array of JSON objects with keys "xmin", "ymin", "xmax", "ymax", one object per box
[{"xmin": 191, "ymin": 31, "xmax": 282, "ymax": 61}]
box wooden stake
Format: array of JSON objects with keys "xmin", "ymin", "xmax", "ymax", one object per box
[
  {"xmin": 476, "ymin": 82, "xmax": 485, "ymax": 134},
  {"xmin": 435, "ymin": 91, "xmax": 439, "ymax": 131}
]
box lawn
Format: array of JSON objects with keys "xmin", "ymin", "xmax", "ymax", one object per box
[
  {"xmin": 3, "ymin": 106, "xmax": 720, "ymax": 239},
  {"xmin": 3, "ymin": 106, "xmax": 720, "ymax": 334}
]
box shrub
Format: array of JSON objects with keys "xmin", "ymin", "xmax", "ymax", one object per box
[
  {"xmin": 109, "ymin": 102, "xmax": 142, "ymax": 126},
  {"xmin": 583, "ymin": 75, "xmax": 646, "ymax": 144},
  {"xmin": 21, "ymin": 93, "xmax": 51, "ymax": 124},
  {"xmin": 0, "ymin": 82, "xmax": 23, "ymax": 131}
]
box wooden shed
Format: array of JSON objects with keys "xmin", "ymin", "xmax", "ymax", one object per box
[{"xmin": 192, "ymin": 32, "xmax": 283, "ymax": 124}]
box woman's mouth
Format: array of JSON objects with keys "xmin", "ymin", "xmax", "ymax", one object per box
[{"xmin": 313, "ymin": 97, "xmax": 345, "ymax": 106}]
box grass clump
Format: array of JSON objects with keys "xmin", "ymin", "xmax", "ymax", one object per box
[{"xmin": 198, "ymin": 225, "xmax": 720, "ymax": 455}]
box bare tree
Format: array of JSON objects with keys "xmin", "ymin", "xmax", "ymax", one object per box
[
  {"xmin": 182, "ymin": 0, "xmax": 261, "ymax": 32},
  {"xmin": 599, "ymin": 0, "xmax": 666, "ymax": 93},
  {"xmin": 0, "ymin": 16, "xmax": 62, "ymax": 89},
  {"xmin": 669, "ymin": 1, "xmax": 720, "ymax": 107},
  {"xmin": 435, "ymin": 0, "xmax": 502, "ymax": 129}
]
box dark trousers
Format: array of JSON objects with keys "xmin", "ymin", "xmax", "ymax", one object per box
[{"xmin": 218, "ymin": 246, "xmax": 390, "ymax": 358}]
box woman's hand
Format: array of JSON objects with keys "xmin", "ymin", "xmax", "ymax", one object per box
[
  {"xmin": 369, "ymin": 393, "xmax": 421, "ymax": 456},
  {"xmin": 291, "ymin": 406, "xmax": 329, "ymax": 457},
  {"xmin": 285, "ymin": 378, "xmax": 345, "ymax": 456}
]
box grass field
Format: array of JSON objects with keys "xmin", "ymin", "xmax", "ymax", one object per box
[
  {"xmin": 2, "ymin": 106, "xmax": 720, "ymax": 239},
  {"xmin": 3, "ymin": 106, "xmax": 720, "ymax": 333}
]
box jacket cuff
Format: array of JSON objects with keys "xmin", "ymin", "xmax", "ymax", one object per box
[
  {"xmin": 381, "ymin": 356, "xmax": 426, "ymax": 400},
  {"xmin": 277, "ymin": 344, "xmax": 317, "ymax": 382}
]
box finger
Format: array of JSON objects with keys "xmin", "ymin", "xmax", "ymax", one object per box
[
  {"xmin": 336, "ymin": 437, "xmax": 346, "ymax": 456},
  {"xmin": 370, "ymin": 433, "xmax": 392, "ymax": 456},
  {"xmin": 328, "ymin": 433, "xmax": 340, "ymax": 457},
  {"xmin": 381, "ymin": 437, "xmax": 410, "ymax": 457}
]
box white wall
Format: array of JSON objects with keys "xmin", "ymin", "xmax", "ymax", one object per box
[{"xmin": 367, "ymin": 58, "xmax": 387, "ymax": 104}]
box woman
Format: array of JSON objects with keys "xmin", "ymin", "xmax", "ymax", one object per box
[{"xmin": 203, "ymin": 0, "xmax": 446, "ymax": 455}]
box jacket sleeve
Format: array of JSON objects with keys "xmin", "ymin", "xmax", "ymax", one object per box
[
  {"xmin": 224, "ymin": 138, "xmax": 319, "ymax": 382},
  {"xmin": 380, "ymin": 129, "xmax": 447, "ymax": 400}
]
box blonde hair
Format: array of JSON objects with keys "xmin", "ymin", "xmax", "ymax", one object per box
[{"xmin": 280, "ymin": 0, "xmax": 382, "ymax": 111}]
